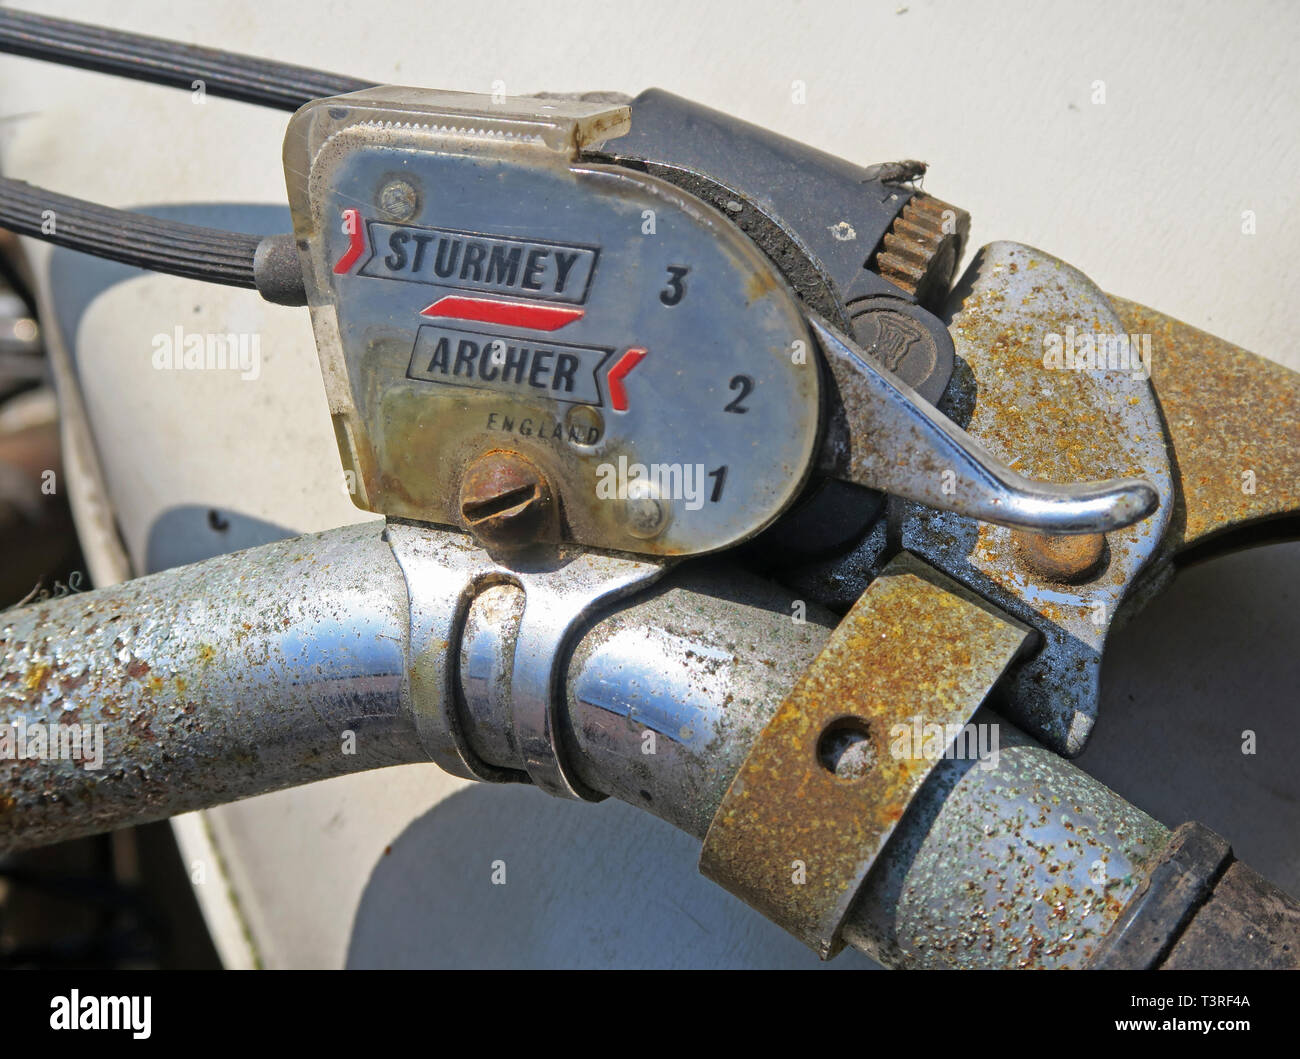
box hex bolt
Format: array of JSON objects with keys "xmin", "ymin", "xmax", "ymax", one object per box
[
  {"xmin": 1012, "ymin": 530, "xmax": 1107, "ymax": 583},
  {"xmin": 378, "ymin": 179, "xmax": 419, "ymax": 221},
  {"xmin": 459, "ymin": 450, "xmax": 554, "ymax": 550}
]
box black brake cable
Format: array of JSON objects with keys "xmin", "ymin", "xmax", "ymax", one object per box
[
  {"xmin": 0, "ymin": 8, "xmax": 378, "ymax": 302},
  {"xmin": 0, "ymin": 177, "xmax": 265, "ymax": 289},
  {"xmin": 0, "ymin": 7, "xmax": 375, "ymax": 110}
]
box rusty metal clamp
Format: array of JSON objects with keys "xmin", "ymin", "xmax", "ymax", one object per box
[{"xmin": 699, "ymin": 551, "xmax": 1032, "ymax": 958}]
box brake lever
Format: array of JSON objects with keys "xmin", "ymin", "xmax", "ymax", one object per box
[{"xmin": 809, "ymin": 314, "xmax": 1158, "ymax": 535}]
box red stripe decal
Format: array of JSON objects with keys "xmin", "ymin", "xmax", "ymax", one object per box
[
  {"xmin": 419, "ymin": 295, "xmax": 585, "ymax": 332},
  {"xmin": 333, "ymin": 209, "xmax": 365, "ymax": 274},
  {"xmin": 607, "ymin": 348, "xmax": 647, "ymax": 412}
]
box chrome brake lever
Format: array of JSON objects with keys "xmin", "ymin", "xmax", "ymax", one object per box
[{"xmin": 809, "ymin": 314, "xmax": 1159, "ymax": 536}]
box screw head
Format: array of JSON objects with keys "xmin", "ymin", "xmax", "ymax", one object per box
[
  {"xmin": 563, "ymin": 404, "xmax": 604, "ymax": 447},
  {"xmin": 624, "ymin": 496, "xmax": 666, "ymax": 539},
  {"xmin": 621, "ymin": 478, "xmax": 669, "ymax": 540},
  {"xmin": 459, "ymin": 450, "xmax": 553, "ymax": 549},
  {"xmin": 378, "ymin": 179, "xmax": 419, "ymax": 221}
]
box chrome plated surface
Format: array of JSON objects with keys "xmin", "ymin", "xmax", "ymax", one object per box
[
  {"xmin": 846, "ymin": 712, "xmax": 1171, "ymax": 969},
  {"xmin": 0, "ymin": 522, "xmax": 419, "ymax": 852},
  {"xmin": 388, "ymin": 519, "xmax": 666, "ymax": 799},
  {"xmin": 386, "ymin": 523, "xmax": 524, "ymax": 783},
  {"xmin": 556, "ymin": 564, "xmax": 1170, "ymax": 967}
]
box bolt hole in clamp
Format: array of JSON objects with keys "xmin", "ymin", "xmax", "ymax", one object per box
[{"xmin": 287, "ymin": 89, "xmax": 1160, "ymax": 943}]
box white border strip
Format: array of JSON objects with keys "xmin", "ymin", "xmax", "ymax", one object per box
[{"xmin": 170, "ymin": 812, "xmax": 259, "ymax": 970}]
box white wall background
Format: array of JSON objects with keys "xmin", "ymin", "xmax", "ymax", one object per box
[{"xmin": 3, "ymin": 0, "xmax": 1295, "ymax": 364}]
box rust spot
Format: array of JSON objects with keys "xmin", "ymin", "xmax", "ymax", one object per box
[
  {"xmin": 1012, "ymin": 530, "xmax": 1107, "ymax": 583},
  {"xmin": 1111, "ymin": 296, "xmax": 1300, "ymax": 551},
  {"xmin": 744, "ymin": 267, "xmax": 779, "ymax": 304},
  {"xmin": 22, "ymin": 663, "xmax": 51, "ymax": 694},
  {"xmin": 700, "ymin": 553, "xmax": 1030, "ymax": 957}
]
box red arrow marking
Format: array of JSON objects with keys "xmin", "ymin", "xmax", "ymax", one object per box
[
  {"xmin": 607, "ymin": 348, "xmax": 647, "ymax": 412},
  {"xmin": 333, "ymin": 209, "xmax": 365, "ymax": 274},
  {"xmin": 419, "ymin": 295, "xmax": 584, "ymax": 332}
]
